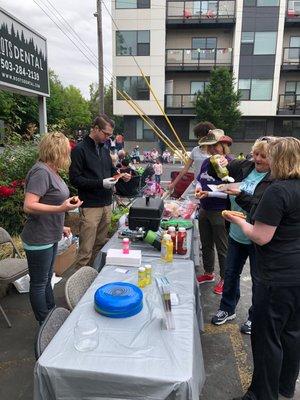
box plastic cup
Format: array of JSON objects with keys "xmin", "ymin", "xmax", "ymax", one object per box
[{"xmin": 74, "ymin": 319, "xmax": 99, "ymax": 352}]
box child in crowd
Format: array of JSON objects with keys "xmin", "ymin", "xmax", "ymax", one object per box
[{"xmin": 153, "ymin": 158, "xmax": 163, "ymax": 183}]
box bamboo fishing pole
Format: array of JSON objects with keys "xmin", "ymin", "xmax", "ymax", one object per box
[
  {"xmin": 139, "ymin": 70, "xmax": 189, "ymax": 158},
  {"xmin": 119, "ymin": 90, "xmax": 188, "ymax": 162}
]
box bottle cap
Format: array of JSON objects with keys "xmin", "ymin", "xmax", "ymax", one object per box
[
  {"xmin": 144, "ymin": 264, "xmax": 152, "ymax": 269},
  {"xmin": 138, "ymin": 267, "xmax": 145, "ymax": 272},
  {"xmin": 123, "ymin": 238, "xmax": 130, "ymax": 243},
  {"xmin": 164, "ymin": 234, "xmax": 171, "ymax": 240},
  {"xmin": 168, "ymin": 226, "xmax": 176, "ymax": 232},
  {"xmin": 178, "ymin": 227, "xmax": 186, "ymax": 232}
]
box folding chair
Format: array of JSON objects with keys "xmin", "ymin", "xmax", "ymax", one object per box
[
  {"xmin": 0, "ymin": 227, "xmax": 28, "ymax": 328},
  {"xmin": 65, "ymin": 266, "xmax": 98, "ymax": 310}
]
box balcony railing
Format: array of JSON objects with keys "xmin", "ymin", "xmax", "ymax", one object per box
[
  {"xmin": 277, "ymin": 94, "xmax": 300, "ymax": 115},
  {"xmin": 165, "ymin": 94, "xmax": 197, "ymax": 113},
  {"xmin": 166, "ymin": 48, "xmax": 232, "ymax": 70},
  {"xmin": 282, "ymin": 47, "xmax": 300, "ymax": 68},
  {"xmin": 166, "ymin": 1, "xmax": 235, "ymax": 24}
]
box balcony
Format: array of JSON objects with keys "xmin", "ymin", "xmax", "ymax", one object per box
[
  {"xmin": 166, "ymin": 1, "xmax": 235, "ymax": 28},
  {"xmin": 277, "ymin": 94, "xmax": 300, "ymax": 115},
  {"xmin": 285, "ymin": 1, "xmax": 300, "ymax": 25},
  {"xmin": 166, "ymin": 48, "xmax": 232, "ymax": 71},
  {"xmin": 165, "ymin": 94, "xmax": 197, "ymax": 114},
  {"xmin": 282, "ymin": 47, "xmax": 300, "ymax": 71}
]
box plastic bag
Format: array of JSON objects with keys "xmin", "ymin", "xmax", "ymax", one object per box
[
  {"xmin": 57, "ymin": 234, "xmax": 73, "ymax": 255},
  {"xmin": 13, "ymin": 274, "xmax": 30, "ymax": 293}
]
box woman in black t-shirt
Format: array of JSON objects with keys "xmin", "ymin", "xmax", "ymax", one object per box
[{"xmin": 224, "ymin": 137, "xmax": 300, "ymax": 400}]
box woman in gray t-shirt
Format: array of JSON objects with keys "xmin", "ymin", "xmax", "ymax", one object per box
[{"xmin": 21, "ymin": 132, "xmax": 82, "ymax": 324}]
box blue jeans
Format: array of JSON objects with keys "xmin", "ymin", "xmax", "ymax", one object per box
[
  {"xmin": 155, "ymin": 175, "xmax": 161, "ymax": 183},
  {"xmin": 25, "ymin": 243, "xmax": 57, "ymax": 323},
  {"xmin": 220, "ymin": 237, "xmax": 257, "ymax": 321}
]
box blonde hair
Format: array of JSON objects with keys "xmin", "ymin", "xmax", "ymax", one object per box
[
  {"xmin": 221, "ymin": 143, "xmax": 230, "ymax": 155},
  {"xmin": 39, "ymin": 132, "xmax": 71, "ymax": 171},
  {"xmin": 252, "ymin": 139, "xmax": 269, "ymax": 155},
  {"xmin": 268, "ymin": 137, "xmax": 300, "ymax": 179}
]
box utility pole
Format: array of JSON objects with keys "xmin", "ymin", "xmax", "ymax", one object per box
[{"xmin": 96, "ymin": 0, "xmax": 104, "ymax": 114}]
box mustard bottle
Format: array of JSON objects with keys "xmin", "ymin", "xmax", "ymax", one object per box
[
  {"xmin": 138, "ymin": 267, "xmax": 146, "ymax": 288},
  {"xmin": 161, "ymin": 234, "xmax": 174, "ymax": 263},
  {"xmin": 145, "ymin": 264, "xmax": 152, "ymax": 285}
]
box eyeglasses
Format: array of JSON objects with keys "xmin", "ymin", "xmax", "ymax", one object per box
[{"xmin": 101, "ymin": 129, "xmax": 113, "ymax": 137}]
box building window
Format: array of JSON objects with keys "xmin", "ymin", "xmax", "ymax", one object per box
[
  {"xmin": 136, "ymin": 118, "xmax": 154, "ymax": 140},
  {"xmin": 192, "ymin": 37, "xmax": 217, "ymax": 60},
  {"xmin": 116, "ymin": 0, "xmax": 150, "ymax": 9},
  {"xmin": 285, "ymin": 81, "xmax": 300, "ymax": 94},
  {"xmin": 190, "ymin": 81, "xmax": 209, "ymax": 94},
  {"xmin": 116, "ymin": 31, "xmax": 150, "ymax": 56},
  {"xmin": 232, "ymin": 119, "xmax": 267, "ymax": 140},
  {"xmin": 239, "ymin": 79, "xmax": 273, "ymax": 100},
  {"xmin": 116, "ymin": 76, "xmax": 150, "ymax": 100},
  {"xmin": 244, "ymin": 0, "xmax": 279, "ymax": 5},
  {"xmin": 282, "ymin": 120, "xmax": 300, "ymax": 138},
  {"xmin": 287, "ymin": 0, "xmax": 300, "ymax": 14},
  {"xmin": 241, "ymin": 32, "xmax": 277, "ymax": 55}
]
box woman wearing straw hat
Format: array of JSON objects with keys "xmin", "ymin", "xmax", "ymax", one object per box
[{"xmin": 195, "ymin": 129, "xmax": 233, "ymax": 295}]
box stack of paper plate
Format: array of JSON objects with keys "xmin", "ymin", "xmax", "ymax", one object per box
[{"xmin": 94, "ymin": 282, "xmax": 143, "ymax": 318}]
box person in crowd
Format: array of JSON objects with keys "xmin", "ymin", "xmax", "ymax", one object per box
[
  {"xmin": 131, "ymin": 146, "xmax": 141, "ymax": 163},
  {"xmin": 115, "ymin": 133, "xmax": 124, "ymax": 151},
  {"xmin": 226, "ymin": 137, "xmax": 300, "ymax": 400},
  {"xmin": 110, "ymin": 135, "xmax": 116, "ymax": 154},
  {"xmin": 150, "ymin": 148, "xmax": 159, "ymax": 163},
  {"xmin": 69, "ymin": 115, "xmax": 131, "ymax": 269},
  {"xmin": 21, "ymin": 132, "xmax": 82, "ymax": 324},
  {"xmin": 168, "ymin": 121, "xmax": 215, "ymax": 194},
  {"xmin": 195, "ymin": 129, "xmax": 233, "ymax": 295},
  {"xmin": 153, "ymin": 158, "xmax": 163, "ymax": 184},
  {"xmin": 200, "ymin": 138, "xmax": 273, "ymax": 334},
  {"xmin": 162, "ymin": 149, "xmax": 171, "ymax": 164}
]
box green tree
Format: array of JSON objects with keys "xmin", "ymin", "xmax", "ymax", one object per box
[
  {"xmin": 46, "ymin": 70, "xmax": 67, "ymax": 130},
  {"xmin": 195, "ymin": 68, "xmax": 242, "ymax": 134},
  {"xmin": 63, "ymin": 85, "xmax": 91, "ymax": 132},
  {"xmin": 89, "ymin": 82, "xmax": 124, "ymax": 132}
]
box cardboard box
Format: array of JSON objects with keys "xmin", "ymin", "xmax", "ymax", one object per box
[{"xmin": 54, "ymin": 243, "xmax": 77, "ymax": 276}]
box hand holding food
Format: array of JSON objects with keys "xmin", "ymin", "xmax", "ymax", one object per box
[
  {"xmin": 62, "ymin": 197, "xmax": 83, "ymax": 212},
  {"xmin": 122, "ymin": 172, "xmax": 132, "ymax": 182},
  {"xmin": 195, "ymin": 190, "xmax": 209, "ymax": 199},
  {"xmin": 222, "ymin": 210, "xmax": 246, "ymax": 221},
  {"xmin": 70, "ymin": 196, "xmax": 79, "ymax": 204},
  {"xmin": 103, "ymin": 177, "xmax": 118, "ymax": 189}
]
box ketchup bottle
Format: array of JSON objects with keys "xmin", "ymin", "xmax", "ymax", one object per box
[{"xmin": 177, "ymin": 227, "xmax": 187, "ymax": 255}]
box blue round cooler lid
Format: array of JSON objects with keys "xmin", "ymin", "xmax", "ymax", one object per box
[{"xmin": 94, "ymin": 282, "xmax": 143, "ymax": 316}]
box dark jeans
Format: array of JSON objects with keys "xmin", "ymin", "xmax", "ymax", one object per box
[
  {"xmin": 198, "ymin": 209, "xmax": 228, "ymax": 279},
  {"xmin": 155, "ymin": 175, "xmax": 161, "ymax": 183},
  {"xmin": 243, "ymin": 283, "xmax": 300, "ymax": 400},
  {"xmin": 220, "ymin": 237, "xmax": 257, "ymax": 320},
  {"xmin": 25, "ymin": 243, "xmax": 57, "ymax": 323}
]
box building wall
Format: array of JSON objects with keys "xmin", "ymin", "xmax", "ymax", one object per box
[
  {"xmin": 165, "ymin": 72, "xmax": 211, "ymax": 94},
  {"xmin": 166, "ymin": 28, "xmax": 233, "ymax": 48},
  {"xmin": 112, "ymin": 1, "xmax": 166, "ymax": 116}
]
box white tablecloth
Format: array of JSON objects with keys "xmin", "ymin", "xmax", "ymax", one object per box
[{"xmin": 34, "ymin": 259, "xmax": 205, "ymax": 400}]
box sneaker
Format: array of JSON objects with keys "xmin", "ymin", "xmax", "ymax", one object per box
[
  {"xmin": 213, "ymin": 279, "xmax": 224, "ymax": 295},
  {"xmin": 211, "ymin": 310, "xmax": 236, "ymax": 325},
  {"xmin": 240, "ymin": 320, "xmax": 252, "ymax": 335},
  {"xmin": 197, "ymin": 273, "xmax": 215, "ymax": 284}
]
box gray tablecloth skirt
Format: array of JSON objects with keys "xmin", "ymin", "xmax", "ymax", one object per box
[{"xmin": 34, "ymin": 259, "xmax": 205, "ymax": 400}]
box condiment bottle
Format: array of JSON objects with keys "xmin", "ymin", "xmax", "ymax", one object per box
[
  {"xmin": 138, "ymin": 267, "xmax": 146, "ymax": 288},
  {"xmin": 167, "ymin": 226, "xmax": 177, "ymax": 254},
  {"xmin": 122, "ymin": 238, "xmax": 130, "ymax": 254},
  {"xmin": 177, "ymin": 227, "xmax": 187, "ymax": 255},
  {"xmin": 161, "ymin": 234, "xmax": 174, "ymax": 263},
  {"xmin": 145, "ymin": 264, "xmax": 152, "ymax": 285}
]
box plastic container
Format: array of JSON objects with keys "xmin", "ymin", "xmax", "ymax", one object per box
[
  {"xmin": 145, "ymin": 264, "xmax": 152, "ymax": 285},
  {"xmin": 177, "ymin": 227, "xmax": 187, "ymax": 255},
  {"xmin": 138, "ymin": 267, "xmax": 147, "ymax": 288},
  {"xmin": 122, "ymin": 238, "xmax": 130, "ymax": 254},
  {"xmin": 144, "ymin": 230, "xmax": 161, "ymax": 251},
  {"xmin": 161, "ymin": 234, "xmax": 174, "ymax": 263},
  {"xmin": 94, "ymin": 282, "xmax": 143, "ymax": 318},
  {"xmin": 167, "ymin": 226, "xmax": 177, "ymax": 254},
  {"xmin": 128, "ymin": 197, "xmax": 164, "ymax": 231}
]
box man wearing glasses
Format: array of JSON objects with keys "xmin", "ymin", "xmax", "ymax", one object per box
[{"xmin": 69, "ymin": 114, "xmax": 130, "ymax": 269}]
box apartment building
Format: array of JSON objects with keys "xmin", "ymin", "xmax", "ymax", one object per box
[{"xmin": 112, "ymin": 0, "xmax": 300, "ymax": 151}]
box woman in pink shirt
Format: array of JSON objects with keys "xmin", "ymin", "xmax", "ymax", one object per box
[{"xmin": 153, "ymin": 159, "xmax": 163, "ymax": 183}]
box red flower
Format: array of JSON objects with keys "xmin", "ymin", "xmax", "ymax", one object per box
[
  {"xmin": 0, "ymin": 185, "xmax": 16, "ymax": 198},
  {"xmin": 69, "ymin": 139, "xmax": 76, "ymax": 150},
  {"xmin": 10, "ymin": 179, "xmax": 24, "ymax": 188}
]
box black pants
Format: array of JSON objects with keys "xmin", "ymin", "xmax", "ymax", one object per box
[
  {"xmin": 25, "ymin": 244, "xmax": 57, "ymax": 323},
  {"xmin": 198, "ymin": 209, "xmax": 228, "ymax": 279},
  {"xmin": 244, "ymin": 283, "xmax": 300, "ymax": 400}
]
